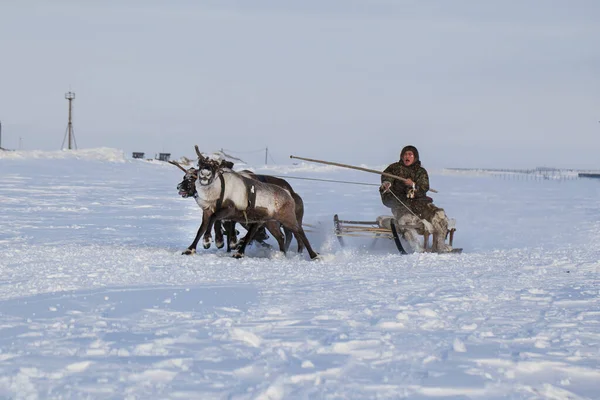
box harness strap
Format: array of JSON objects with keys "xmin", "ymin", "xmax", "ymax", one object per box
[
  {"xmin": 216, "ymin": 173, "xmax": 225, "ymax": 210},
  {"xmin": 247, "ymin": 183, "xmax": 256, "ymax": 210},
  {"xmin": 216, "ymin": 171, "xmax": 256, "ymax": 216}
]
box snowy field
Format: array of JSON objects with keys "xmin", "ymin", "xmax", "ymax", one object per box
[{"xmin": 1, "ymin": 148, "xmax": 599, "ymax": 399}]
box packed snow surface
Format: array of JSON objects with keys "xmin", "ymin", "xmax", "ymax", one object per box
[{"xmin": 1, "ymin": 148, "xmax": 599, "ymax": 399}]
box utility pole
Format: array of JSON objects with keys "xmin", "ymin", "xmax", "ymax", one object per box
[
  {"xmin": 265, "ymin": 147, "xmax": 268, "ymax": 165},
  {"xmin": 0, "ymin": 120, "xmax": 2, "ymax": 149},
  {"xmin": 62, "ymin": 91, "xmax": 77, "ymax": 150}
]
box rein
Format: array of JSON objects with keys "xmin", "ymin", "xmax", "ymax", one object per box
[
  {"xmin": 289, "ymin": 155, "xmax": 438, "ymax": 193},
  {"xmin": 385, "ymin": 188, "xmax": 420, "ymax": 218},
  {"xmin": 273, "ymin": 175, "xmax": 379, "ymax": 186},
  {"xmin": 216, "ymin": 172, "xmax": 226, "ymax": 210}
]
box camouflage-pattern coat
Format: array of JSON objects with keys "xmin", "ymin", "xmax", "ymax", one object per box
[{"xmin": 380, "ymin": 160, "xmax": 438, "ymax": 221}]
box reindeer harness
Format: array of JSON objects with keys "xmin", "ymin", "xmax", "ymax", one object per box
[{"xmin": 215, "ymin": 171, "xmax": 257, "ymax": 223}]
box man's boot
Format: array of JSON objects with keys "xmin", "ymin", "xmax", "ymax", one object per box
[{"xmin": 431, "ymin": 210, "xmax": 451, "ymax": 253}]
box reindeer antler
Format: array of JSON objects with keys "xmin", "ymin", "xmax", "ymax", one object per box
[
  {"xmin": 194, "ymin": 145, "xmax": 205, "ymax": 161},
  {"xmin": 168, "ymin": 160, "xmax": 188, "ymax": 173}
]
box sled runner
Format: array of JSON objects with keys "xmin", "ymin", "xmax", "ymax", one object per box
[{"xmin": 333, "ymin": 214, "xmax": 462, "ymax": 254}]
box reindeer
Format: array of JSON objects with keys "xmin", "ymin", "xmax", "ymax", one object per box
[
  {"xmin": 169, "ymin": 155, "xmax": 306, "ymax": 254},
  {"xmin": 170, "ymin": 160, "xmax": 237, "ymax": 250},
  {"xmin": 237, "ymin": 170, "xmax": 305, "ymax": 254},
  {"xmin": 178, "ymin": 146, "xmax": 318, "ymax": 259}
]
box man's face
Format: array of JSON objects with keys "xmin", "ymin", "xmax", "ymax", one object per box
[{"xmin": 402, "ymin": 151, "xmax": 415, "ymax": 166}]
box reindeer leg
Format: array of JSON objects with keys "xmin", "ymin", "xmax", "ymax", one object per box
[
  {"xmin": 233, "ymin": 223, "xmax": 262, "ymax": 259},
  {"xmin": 265, "ymin": 221, "xmax": 286, "ymax": 254},
  {"xmin": 293, "ymin": 194, "xmax": 306, "ymax": 254},
  {"xmin": 214, "ymin": 220, "xmax": 225, "ymax": 249},
  {"xmin": 283, "ymin": 226, "xmax": 293, "ymax": 252},
  {"xmin": 202, "ymin": 230, "xmax": 213, "ymax": 250},
  {"xmin": 237, "ymin": 223, "xmax": 256, "ymax": 248},
  {"xmin": 252, "ymin": 225, "xmax": 270, "ymax": 247},
  {"xmin": 223, "ymin": 221, "xmax": 237, "ymax": 252},
  {"xmin": 292, "ymin": 227, "xmax": 318, "ymax": 260},
  {"xmin": 295, "ymin": 232, "xmax": 305, "ymax": 254},
  {"xmin": 210, "ymin": 208, "xmax": 241, "ymax": 254},
  {"xmin": 230, "ymin": 223, "xmax": 239, "ymax": 250},
  {"xmin": 185, "ymin": 210, "xmax": 215, "ymax": 255},
  {"xmin": 282, "ymin": 229, "xmax": 304, "ymax": 254},
  {"xmin": 280, "ymin": 220, "xmax": 318, "ymax": 260}
]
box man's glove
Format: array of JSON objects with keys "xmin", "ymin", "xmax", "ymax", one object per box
[{"xmin": 380, "ymin": 181, "xmax": 392, "ymax": 193}]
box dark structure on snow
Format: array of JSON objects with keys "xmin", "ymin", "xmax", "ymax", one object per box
[
  {"xmin": 578, "ymin": 173, "xmax": 600, "ymax": 179},
  {"xmin": 157, "ymin": 153, "xmax": 171, "ymax": 162}
]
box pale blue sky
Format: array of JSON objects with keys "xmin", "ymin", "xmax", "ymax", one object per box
[{"xmin": 1, "ymin": 0, "xmax": 599, "ymax": 168}]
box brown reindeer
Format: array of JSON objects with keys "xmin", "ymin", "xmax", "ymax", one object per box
[
  {"xmin": 170, "ymin": 160, "xmax": 237, "ymax": 250},
  {"xmin": 170, "ymin": 157, "xmax": 306, "ymax": 253},
  {"xmin": 181, "ymin": 146, "xmax": 318, "ymax": 259}
]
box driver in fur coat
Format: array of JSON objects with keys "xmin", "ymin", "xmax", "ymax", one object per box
[{"xmin": 380, "ymin": 145, "xmax": 452, "ymax": 253}]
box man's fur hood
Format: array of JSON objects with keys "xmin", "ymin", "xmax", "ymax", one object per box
[{"xmin": 400, "ymin": 145, "xmax": 421, "ymax": 167}]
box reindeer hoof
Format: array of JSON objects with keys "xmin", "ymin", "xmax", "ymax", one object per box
[
  {"xmin": 257, "ymin": 241, "xmax": 272, "ymax": 249},
  {"xmin": 182, "ymin": 248, "xmax": 196, "ymax": 255},
  {"xmin": 215, "ymin": 240, "xmax": 224, "ymax": 249},
  {"xmin": 232, "ymin": 252, "xmax": 244, "ymax": 259},
  {"xmin": 202, "ymin": 242, "xmax": 211, "ymax": 250}
]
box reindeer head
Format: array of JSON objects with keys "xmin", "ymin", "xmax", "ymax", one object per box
[
  {"xmin": 195, "ymin": 145, "xmax": 234, "ymax": 186},
  {"xmin": 178, "ymin": 167, "xmax": 199, "ymax": 197},
  {"xmin": 168, "ymin": 160, "xmax": 198, "ymax": 198}
]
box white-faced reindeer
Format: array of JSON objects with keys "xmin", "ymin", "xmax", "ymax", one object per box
[
  {"xmin": 176, "ymin": 146, "xmax": 318, "ymax": 259},
  {"xmin": 170, "ymin": 160, "xmax": 236, "ymax": 250},
  {"xmin": 170, "ymin": 157, "xmax": 306, "ymax": 254}
]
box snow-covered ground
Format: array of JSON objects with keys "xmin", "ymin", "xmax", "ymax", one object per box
[{"xmin": 1, "ymin": 148, "xmax": 599, "ymax": 399}]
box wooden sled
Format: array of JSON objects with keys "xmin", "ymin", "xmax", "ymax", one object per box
[{"xmin": 333, "ymin": 214, "xmax": 462, "ymax": 254}]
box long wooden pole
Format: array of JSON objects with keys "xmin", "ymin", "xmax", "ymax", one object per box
[{"xmin": 289, "ymin": 155, "xmax": 438, "ymax": 193}]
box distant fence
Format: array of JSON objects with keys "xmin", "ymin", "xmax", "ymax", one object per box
[
  {"xmin": 444, "ymin": 168, "xmax": 589, "ymax": 182},
  {"xmin": 578, "ymin": 173, "xmax": 600, "ymax": 179}
]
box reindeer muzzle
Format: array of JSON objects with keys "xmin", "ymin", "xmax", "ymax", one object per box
[
  {"xmin": 177, "ymin": 182, "xmax": 190, "ymax": 197},
  {"xmin": 198, "ymin": 169, "xmax": 213, "ymax": 185}
]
